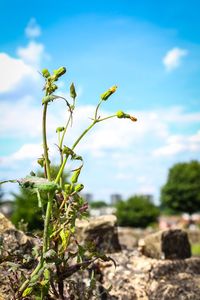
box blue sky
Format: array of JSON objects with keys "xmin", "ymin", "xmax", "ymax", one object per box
[{"xmin": 0, "ymin": 0, "xmax": 200, "ymax": 203}]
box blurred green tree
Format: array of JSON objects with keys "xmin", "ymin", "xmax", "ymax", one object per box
[
  {"xmin": 89, "ymin": 200, "xmax": 108, "ymax": 209},
  {"xmin": 116, "ymin": 195, "xmax": 159, "ymax": 228},
  {"xmin": 160, "ymin": 160, "xmax": 200, "ymax": 214},
  {"xmin": 11, "ymin": 166, "xmax": 69, "ymax": 231}
]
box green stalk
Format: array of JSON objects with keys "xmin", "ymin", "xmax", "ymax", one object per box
[
  {"xmin": 42, "ymin": 103, "xmax": 51, "ymax": 181},
  {"xmin": 43, "ymin": 193, "xmax": 54, "ymax": 253},
  {"xmin": 19, "ymin": 102, "xmax": 54, "ymax": 296},
  {"xmin": 94, "ymin": 100, "xmax": 102, "ymax": 120},
  {"xmin": 58, "ymin": 115, "xmax": 72, "ymax": 187},
  {"xmin": 72, "ymin": 121, "xmax": 97, "ymax": 150}
]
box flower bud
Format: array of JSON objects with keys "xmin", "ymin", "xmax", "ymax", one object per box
[
  {"xmin": 116, "ymin": 110, "xmax": 125, "ymax": 118},
  {"xmin": 116, "ymin": 110, "xmax": 137, "ymax": 122},
  {"xmin": 62, "ymin": 146, "xmax": 74, "ymax": 156},
  {"xmin": 70, "ymin": 83, "xmax": 77, "ymax": 99},
  {"xmin": 53, "ymin": 67, "xmax": 66, "ymax": 79},
  {"xmin": 42, "ymin": 68, "xmax": 50, "ymax": 78},
  {"xmin": 56, "ymin": 127, "xmax": 65, "ymax": 133},
  {"xmin": 101, "ymin": 85, "xmax": 117, "ymax": 101},
  {"xmin": 64, "ymin": 184, "xmax": 72, "ymax": 194},
  {"xmin": 51, "ymin": 84, "xmax": 58, "ymax": 92},
  {"xmin": 74, "ymin": 183, "xmax": 84, "ymax": 192},
  {"xmin": 71, "ymin": 169, "xmax": 81, "ymax": 184},
  {"xmin": 37, "ymin": 157, "xmax": 45, "ymax": 167}
]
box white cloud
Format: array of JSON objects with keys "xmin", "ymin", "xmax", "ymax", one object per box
[
  {"xmin": 163, "ymin": 47, "xmax": 188, "ymax": 71},
  {"xmin": 17, "ymin": 41, "xmax": 47, "ymax": 67},
  {"xmin": 0, "ymin": 63, "xmax": 200, "ymax": 201},
  {"xmin": 9, "ymin": 143, "xmax": 43, "ymax": 161},
  {"xmin": 154, "ymin": 131, "xmax": 200, "ymax": 157},
  {"xmin": 25, "ymin": 18, "xmax": 41, "ymax": 39},
  {"xmin": 0, "ymin": 53, "xmax": 36, "ymax": 93}
]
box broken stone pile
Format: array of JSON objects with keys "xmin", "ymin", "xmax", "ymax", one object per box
[{"xmin": 1, "ymin": 213, "xmax": 200, "ymax": 299}]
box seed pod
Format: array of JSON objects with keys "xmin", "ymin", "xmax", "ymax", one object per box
[
  {"xmin": 71, "ymin": 169, "xmax": 81, "ymax": 184},
  {"xmin": 70, "ymin": 83, "xmax": 77, "ymax": 99},
  {"xmin": 42, "ymin": 68, "xmax": 50, "ymax": 78},
  {"xmin": 53, "ymin": 67, "xmax": 66, "ymax": 79},
  {"xmin": 74, "ymin": 183, "xmax": 84, "ymax": 192},
  {"xmin": 101, "ymin": 85, "xmax": 117, "ymax": 101}
]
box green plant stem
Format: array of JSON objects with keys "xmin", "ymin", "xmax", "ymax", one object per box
[
  {"xmin": 59, "ymin": 114, "xmax": 72, "ymax": 149},
  {"xmin": 58, "ymin": 115, "xmax": 72, "ymax": 187},
  {"xmin": 19, "ymin": 103, "xmax": 54, "ymax": 295},
  {"xmin": 98, "ymin": 114, "xmax": 116, "ymax": 122},
  {"xmin": 19, "ymin": 260, "xmax": 43, "ymax": 293},
  {"xmin": 72, "ymin": 120, "xmax": 97, "ymax": 150},
  {"xmin": 42, "ymin": 103, "xmax": 51, "ymax": 181},
  {"xmin": 55, "ymin": 115, "xmax": 116, "ymax": 185},
  {"xmin": 94, "ymin": 100, "xmax": 102, "ymax": 120},
  {"xmin": 43, "ymin": 193, "xmax": 54, "ymax": 253},
  {"xmin": 55, "ymin": 121, "xmax": 97, "ymax": 184}
]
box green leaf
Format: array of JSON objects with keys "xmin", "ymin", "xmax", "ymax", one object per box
[
  {"xmin": 60, "ymin": 228, "xmax": 70, "ymax": 251},
  {"xmin": 19, "ymin": 176, "xmax": 59, "ymax": 193},
  {"xmin": 22, "ymin": 287, "xmax": 33, "ymax": 297},
  {"xmin": 42, "ymin": 95, "xmax": 58, "ymax": 105}
]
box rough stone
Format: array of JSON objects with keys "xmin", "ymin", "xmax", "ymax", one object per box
[
  {"xmin": 76, "ymin": 215, "xmax": 121, "ymax": 253},
  {"xmin": 139, "ymin": 229, "xmax": 191, "ymax": 259},
  {"xmin": 0, "ymin": 212, "xmax": 14, "ymax": 234},
  {"xmin": 99, "ymin": 251, "xmax": 200, "ymax": 300},
  {"xmin": 0, "ymin": 214, "xmax": 36, "ymax": 300}
]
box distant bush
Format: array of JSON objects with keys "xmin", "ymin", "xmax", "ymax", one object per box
[
  {"xmin": 116, "ymin": 195, "xmax": 159, "ymax": 228},
  {"xmin": 89, "ymin": 200, "xmax": 108, "ymax": 209},
  {"xmin": 161, "ymin": 160, "xmax": 200, "ymax": 214}
]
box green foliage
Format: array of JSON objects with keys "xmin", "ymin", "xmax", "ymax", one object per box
[
  {"xmin": 116, "ymin": 195, "xmax": 159, "ymax": 228},
  {"xmin": 89, "ymin": 200, "xmax": 108, "ymax": 209},
  {"xmin": 192, "ymin": 243, "xmax": 200, "ymax": 256},
  {"xmin": 160, "ymin": 160, "xmax": 200, "ymax": 214},
  {"xmin": 11, "ymin": 189, "xmax": 43, "ymax": 231},
  {"xmin": 11, "ymin": 166, "xmax": 68, "ymax": 231}
]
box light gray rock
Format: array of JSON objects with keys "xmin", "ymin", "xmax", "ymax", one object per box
[
  {"xmin": 139, "ymin": 229, "xmax": 191, "ymax": 259},
  {"xmin": 76, "ymin": 215, "xmax": 121, "ymax": 253}
]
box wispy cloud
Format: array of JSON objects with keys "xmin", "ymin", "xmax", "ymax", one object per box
[
  {"xmin": 25, "ymin": 18, "xmax": 41, "ymax": 39},
  {"xmin": 163, "ymin": 47, "xmax": 188, "ymax": 71},
  {"xmin": 17, "ymin": 41, "xmax": 48, "ymax": 67},
  {"xmin": 153, "ymin": 131, "xmax": 200, "ymax": 157}
]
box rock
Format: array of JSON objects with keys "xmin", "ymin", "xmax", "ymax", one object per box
[
  {"xmin": 139, "ymin": 229, "xmax": 191, "ymax": 259},
  {"xmin": 99, "ymin": 250, "xmax": 200, "ymax": 300},
  {"xmin": 0, "ymin": 213, "xmax": 14, "ymax": 234},
  {"xmin": 118, "ymin": 227, "xmax": 141, "ymax": 249},
  {"xmin": 0, "ymin": 213, "xmax": 36, "ymax": 262},
  {"xmin": 0, "ymin": 214, "xmax": 36, "ymax": 300},
  {"xmin": 76, "ymin": 215, "xmax": 121, "ymax": 253}
]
